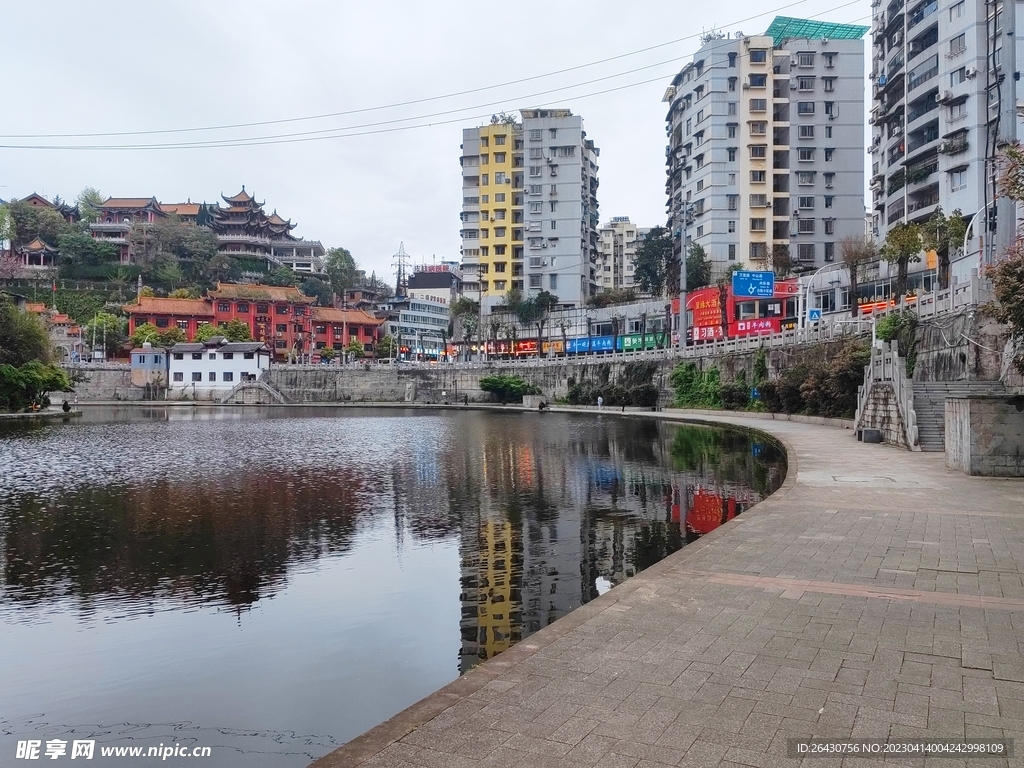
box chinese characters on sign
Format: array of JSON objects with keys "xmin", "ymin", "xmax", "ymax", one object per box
[{"xmin": 17, "ymin": 739, "xmax": 94, "ymax": 760}]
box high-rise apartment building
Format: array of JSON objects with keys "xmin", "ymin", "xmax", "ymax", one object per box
[
  {"xmin": 597, "ymin": 217, "xmax": 649, "ymax": 291},
  {"xmin": 460, "ymin": 109, "xmax": 600, "ymax": 310},
  {"xmin": 869, "ymin": 0, "xmax": 1019, "ymax": 265},
  {"xmin": 664, "ymin": 18, "xmax": 867, "ymax": 277}
]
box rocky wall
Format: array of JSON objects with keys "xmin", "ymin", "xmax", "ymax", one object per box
[{"xmin": 945, "ymin": 396, "xmax": 1024, "ymax": 476}]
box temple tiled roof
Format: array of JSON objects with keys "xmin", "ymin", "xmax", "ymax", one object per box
[
  {"xmin": 160, "ymin": 202, "xmax": 201, "ymax": 216},
  {"xmin": 208, "ymin": 283, "xmax": 314, "ymax": 303},
  {"xmin": 122, "ymin": 296, "xmax": 215, "ymax": 316},
  {"xmin": 21, "ymin": 237, "xmax": 57, "ymax": 252},
  {"xmin": 99, "ymin": 197, "xmax": 161, "ymax": 209},
  {"xmin": 312, "ymin": 307, "xmax": 385, "ymax": 325}
]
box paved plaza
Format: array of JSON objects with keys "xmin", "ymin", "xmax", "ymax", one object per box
[{"xmin": 312, "ymin": 412, "xmax": 1024, "ymax": 768}]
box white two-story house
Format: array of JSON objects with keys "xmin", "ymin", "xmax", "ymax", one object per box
[{"xmin": 167, "ymin": 338, "xmax": 272, "ymax": 400}]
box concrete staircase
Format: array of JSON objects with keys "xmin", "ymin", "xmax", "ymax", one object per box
[{"xmin": 912, "ymin": 381, "xmax": 1006, "ymax": 451}]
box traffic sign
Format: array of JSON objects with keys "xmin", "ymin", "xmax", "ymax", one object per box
[
  {"xmin": 731, "ymin": 270, "xmax": 775, "ymax": 298},
  {"xmin": 808, "ymin": 308, "xmax": 822, "ymax": 321}
]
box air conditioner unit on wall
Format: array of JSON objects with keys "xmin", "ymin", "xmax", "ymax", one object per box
[{"xmin": 965, "ymin": 66, "xmax": 977, "ymax": 78}]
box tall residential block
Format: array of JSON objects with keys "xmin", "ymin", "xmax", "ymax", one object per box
[
  {"xmin": 597, "ymin": 217, "xmax": 649, "ymax": 291},
  {"xmin": 460, "ymin": 109, "xmax": 600, "ymax": 310},
  {"xmin": 664, "ymin": 18, "xmax": 867, "ymax": 277},
  {"xmin": 869, "ymin": 0, "xmax": 1019, "ymax": 263}
]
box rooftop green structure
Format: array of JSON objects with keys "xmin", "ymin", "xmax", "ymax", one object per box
[{"xmin": 764, "ymin": 16, "xmax": 869, "ymax": 46}]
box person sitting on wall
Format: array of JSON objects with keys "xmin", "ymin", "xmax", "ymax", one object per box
[
  {"xmin": 62, "ymin": 400, "xmax": 71, "ymax": 413},
  {"xmin": 538, "ymin": 401, "xmax": 548, "ymax": 411}
]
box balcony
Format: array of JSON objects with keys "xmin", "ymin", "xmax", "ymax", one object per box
[
  {"xmin": 907, "ymin": 58, "xmax": 938, "ymax": 91},
  {"xmin": 887, "ymin": 206, "xmax": 906, "ymax": 224},
  {"xmin": 939, "ymin": 137, "xmax": 969, "ymax": 155},
  {"xmin": 907, "ymin": 0, "xmax": 937, "ymax": 30}
]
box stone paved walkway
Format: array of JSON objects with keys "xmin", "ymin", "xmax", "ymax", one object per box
[{"xmin": 311, "ymin": 412, "xmax": 1024, "ymax": 768}]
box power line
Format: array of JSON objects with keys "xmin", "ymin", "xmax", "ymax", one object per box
[
  {"xmin": 0, "ymin": 6, "xmax": 869, "ymax": 152},
  {"xmin": 0, "ymin": 0, "xmax": 836, "ymax": 141}
]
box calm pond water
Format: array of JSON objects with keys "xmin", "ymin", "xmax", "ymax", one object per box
[{"xmin": 0, "ymin": 407, "xmax": 785, "ymax": 767}]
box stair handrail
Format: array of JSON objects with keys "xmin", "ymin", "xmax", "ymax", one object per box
[{"xmin": 854, "ymin": 340, "xmax": 919, "ymax": 448}]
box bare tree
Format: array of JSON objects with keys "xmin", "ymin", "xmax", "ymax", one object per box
[{"xmin": 839, "ymin": 236, "xmax": 877, "ymax": 318}]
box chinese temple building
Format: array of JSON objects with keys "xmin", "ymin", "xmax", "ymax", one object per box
[{"xmin": 90, "ymin": 197, "xmax": 165, "ymax": 263}]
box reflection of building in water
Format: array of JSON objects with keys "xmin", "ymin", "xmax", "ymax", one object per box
[{"xmin": 459, "ymin": 517, "xmax": 522, "ymax": 674}]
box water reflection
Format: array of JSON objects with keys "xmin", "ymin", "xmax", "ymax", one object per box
[{"xmin": 0, "ymin": 408, "xmax": 785, "ymax": 767}]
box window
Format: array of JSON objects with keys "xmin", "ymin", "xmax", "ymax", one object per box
[
  {"xmin": 529, "ymin": 147, "xmax": 543, "ymax": 159},
  {"xmin": 173, "ymin": 372, "xmax": 183, "ymax": 382},
  {"xmin": 728, "ymin": 102, "xmax": 737, "ymax": 115},
  {"xmin": 192, "ymin": 352, "xmax": 202, "ymax": 360},
  {"xmin": 950, "ymin": 0, "xmax": 964, "ymax": 20},
  {"xmin": 217, "ymin": 302, "xmax": 230, "ymax": 312},
  {"xmin": 244, "ymin": 352, "xmax": 254, "ymax": 360},
  {"xmin": 824, "ymin": 102, "xmax": 835, "ymax": 117},
  {"xmin": 798, "ymin": 196, "xmax": 815, "ymax": 209},
  {"xmin": 750, "ymin": 121, "xmax": 767, "ymax": 135},
  {"xmin": 728, "ymin": 195, "xmax": 738, "ymax": 210},
  {"xmin": 728, "ymin": 77, "xmax": 737, "ymax": 92},
  {"xmin": 529, "ymin": 201, "xmax": 542, "ymax": 213},
  {"xmin": 494, "ymin": 152, "xmax": 506, "ymax": 163},
  {"xmin": 696, "ymin": 109, "xmax": 704, "ymax": 123},
  {"xmin": 798, "ymin": 219, "xmax": 815, "ymax": 233},
  {"xmin": 480, "ymin": 154, "xmax": 489, "ymax": 165},
  {"xmin": 748, "ymin": 74, "xmax": 767, "ymax": 87},
  {"xmin": 951, "ymin": 67, "xmax": 966, "ymax": 86},
  {"xmin": 799, "ymin": 124, "xmax": 815, "ymax": 139},
  {"xmin": 208, "ymin": 372, "xmax": 216, "ymax": 382},
  {"xmin": 480, "ymin": 137, "xmax": 489, "ymax": 147},
  {"xmin": 548, "ymin": 165, "xmax": 557, "ymax": 177},
  {"xmin": 949, "ymin": 101, "xmax": 967, "ymax": 120},
  {"xmin": 256, "ymin": 303, "xmax": 268, "ymax": 314},
  {"xmin": 750, "ymin": 170, "xmax": 766, "ymax": 183},
  {"xmin": 798, "ymin": 77, "xmax": 814, "ymax": 91},
  {"xmin": 495, "ymin": 134, "xmax": 506, "ymax": 145},
  {"xmin": 191, "ymin": 372, "xmax": 202, "ymax": 382},
  {"xmin": 750, "ymin": 145, "xmax": 767, "ymax": 159},
  {"xmin": 728, "ymin": 220, "xmax": 736, "ymax": 233},
  {"xmin": 728, "ymin": 244, "xmax": 737, "ymax": 260},
  {"xmin": 494, "ymin": 245, "xmax": 507, "ymax": 255},
  {"xmin": 824, "ymin": 219, "xmax": 835, "ymax": 235},
  {"xmin": 549, "ymin": 128, "xmax": 557, "ymax": 138},
  {"xmin": 549, "ymin": 274, "xmax": 557, "ymax": 290},
  {"xmin": 686, "ymin": 118, "xmax": 692, "ymax": 134},
  {"xmin": 825, "ymin": 125, "xmax": 833, "ymax": 139},
  {"xmin": 696, "ymin": 226, "xmax": 704, "ymax": 237},
  {"xmin": 728, "ymin": 124, "xmax": 737, "ymax": 138},
  {"xmin": 696, "ymin": 179, "xmax": 705, "ymax": 191},
  {"xmin": 798, "ymin": 148, "xmax": 815, "ymax": 162},
  {"xmin": 727, "ymin": 148, "xmax": 737, "ymax": 161},
  {"xmin": 824, "ymin": 148, "xmax": 834, "ymax": 161},
  {"xmin": 749, "ymin": 243, "xmax": 767, "ymax": 260},
  {"xmin": 798, "ymin": 243, "xmax": 815, "ymax": 261},
  {"xmin": 276, "ymin": 323, "xmax": 286, "ymax": 332},
  {"xmin": 529, "ymin": 129, "xmax": 542, "ymax": 141},
  {"xmin": 495, "ymin": 226, "xmax": 506, "ymax": 237},
  {"xmin": 798, "ymin": 171, "xmax": 815, "ymax": 185},
  {"xmin": 695, "ymin": 154, "xmax": 705, "ymax": 168},
  {"xmin": 824, "ymin": 196, "xmax": 834, "ymax": 208},
  {"xmin": 155, "ymin": 317, "xmax": 168, "ymax": 328},
  {"xmin": 824, "ymin": 242, "xmax": 835, "ymax": 262},
  {"xmin": 750, "ymin": 194, "xmax": 767, "ymax": 207},
  {"xmin": 223, "ymin": 352, "xmax": 234, "ymax": 359},
  {"xmin": 728, "ymin": 52, "xmax": 737, "ymax": 67},
  {"xmin": 750, "ymin": 49, "xmax": 767, "ymax": 63},
  {"xmin": 276, "ymin": 305, "xmax": 288, "ymax": 314},
  {"xmin": 824, "ymin": 172, "xmax": 834, "ymax": 188},
  {"xmin": 823, "ymin": 53, "xmax": 835, "ymax": 68},
  {"xmin": 750, "ymin": 99, "xmax": 767, "ymax": 112},
  {"xmin": 481, "ymin": 174, "xmax": 489, "ymax": 185},
  {"xmin": 797, "ymin": 52, "xmax": 815, "ymax": 67},
  {"xmin": 209, "ymin": 352, "xmax": 216, "ymax": 360},
  {"xmin": 729, "ymin": 173, "xmax": 736, "ymax": 185},
  {"xmin": 173, "ymin": 352, "xmax": 183, "ymax": 360},
  {"xmin": 236, "ymin": 302, "xmax": 249, "ymax": 313},
  {"xmin": 223, "ymin": 372, "xmax": 234, "ymax": 382},
  {"xmin": 529, "ymin": 274, "xmax": 542, "ymax": 288},
  {"xmin": 797, "ymin": 102, "xmax": 815, "ymax": 115},
  {"xmin": 951, "ymin": 169, "xmax": 967, "ymax": 191},
  {"xmin": 750, "ymin": 218, "xmax": 766, "ymax": 231},
  {"xmin": 529, "ymin": 165, "xmax": 542, "ymax": 177},
  {"xmin": 549, "ymin": 220, "xmax": 556, "ymax": 230}
]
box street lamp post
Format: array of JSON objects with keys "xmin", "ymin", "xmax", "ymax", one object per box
[
  {"xmin": 800, "ymin": 263, "xmax": 844, "ymax": 330},
  {"xmin": 677, "ymin": 202, "xmax": 695, "ymax": 351}
]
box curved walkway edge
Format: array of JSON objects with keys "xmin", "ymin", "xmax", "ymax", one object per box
[{"xmin": 311, "ymin": 409, "xmax": 1024, "ymax": 768}]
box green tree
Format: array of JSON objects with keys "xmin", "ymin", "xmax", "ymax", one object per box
[
  {"xmin": 325, "ymin": 247, "xmax": 357, "ymax": 303},
  {"xmin": 686, "ymin": 243, "xmax": 713, "ymax": 289},
  {"xmin": 57, "ymin": 232, "xmax": 120, "ymax": 267},
  {"xmin": 769, "ymin": 244, "xmax": 792, "ymax": 279},
  {"xmin": 267, "ymin": 266, "xmax": 298, "ymax": 286},
  {"xmin": 83, "ymin": 312, "xmax": 127, "ymax": 358},
  {"xmin": 222, "ymin": 318, "xmax": 253, "ymax": 341},
  {"xmin": 193, "ymin": 323, "xmax": 222, "ymax": 342},
  {"xmin": 75, "ymin": 187, "xmax": 105, "ymax": 224},
  {"xmin": 0, "ymin": 360, "xmax": 71, "ymax": 411},
  {"xmin": 319, "ymin": 346, "xmax": 336, "ymax": 361},
  {"xmin": 155, "ymin": 327, "xmax": 186, "ymax": 347},
  {"xmin": 921, "ymin": 207, "xmax": 967, "ymax": 290},
  {"xmin": 204, "ymin": 252, "xmax": 239, "ymax": 283},
  {"xmin": 0, "ymin": 296, "xmax": 51, "ymax": 365},
  {"xmin": 881, "ymin": 222, "xmax": 923, "ymax": 299},
  {"xmin": 839, "ymin": 236, "xmax": 876, "ymax": 318},
  {"xmin": 346, "ymin": 338, "xmax": 364, "ymax": 359},
  {"xmin": 6, "ymin": 200, "xmax": 73, "ymax": 247},
  {"xmin": 300, "ymin": 277, "xmax": 333, "ymax": 306},
  {"xmin": 129, "ymin": 323, "xmax": 161, "ymax": 346},
  {"xmin": 376, "ymin": 334, "xmax": 398, "ymax": 359},
  {"xmin": 587, "ymin": 288, "xmax": 637, "ymax": 308},
  {"xmin": 633, "ymin": 227, "xmax": 672, "ymax": 296},
  {"xmin": 169, "ymin": 287, "xmax": 200, "ymax": 299}
]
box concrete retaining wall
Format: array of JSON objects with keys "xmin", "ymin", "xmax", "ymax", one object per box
[
  {"xmin": 855, "ymin": 383, "xmax": 909, "ymax": 449},
  {"xmin": 945, "ymin": 396, "xmax": 1024, "ymax": 476}
]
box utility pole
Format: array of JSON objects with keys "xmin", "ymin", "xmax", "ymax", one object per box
[
  {"xmin": 392, "ymin": 242, "xmax": 411, "ymax": 297},
  {"xmin": 677, "ymin": 203, "xmax": 694, "ymax": 351}
]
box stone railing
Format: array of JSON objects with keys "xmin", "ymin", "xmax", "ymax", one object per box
[{"xmin": 854, "ymin": 341, "xmax": 919, "ymax": 449}]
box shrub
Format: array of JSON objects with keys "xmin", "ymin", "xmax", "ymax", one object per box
[
  {"xmin": 479, "ymin": 374, "xmax": 539, "ymax": 403},
  {"xmin": 669, "ymin": 362, "xmax": 722, "ymax": 409}
]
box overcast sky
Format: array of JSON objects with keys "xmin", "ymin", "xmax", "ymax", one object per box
[{"xmin": 2, "ymin": 0, "xmax": 868, "ymax": 281}]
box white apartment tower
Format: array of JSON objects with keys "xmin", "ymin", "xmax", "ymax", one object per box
[
  {"xmin": 597, "ymin": 217, "xmax": 650, "ymax": 291},
  {"xmin": 664, "ymin": 18, "xmax": 868, "ymax": 278},
  {"xmin": 869, "ymin": 0, "xmax": 1021, "ymax": 268},
  {"xmin": 460, "ymin": 109, "xmax": 600, "ymax": 310}
]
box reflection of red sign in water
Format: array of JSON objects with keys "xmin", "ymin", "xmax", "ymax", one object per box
[{"xmin": 685, "ymin": 491, "xmax": 739, "ymax": 535}]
